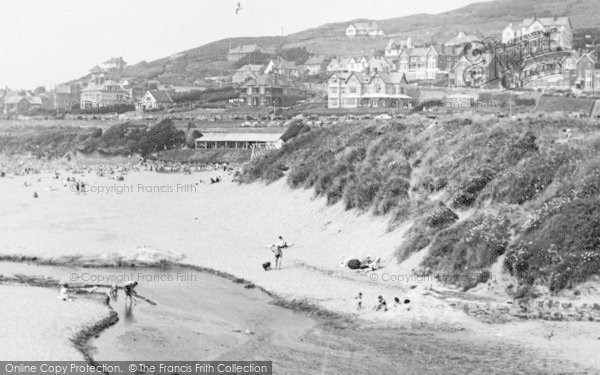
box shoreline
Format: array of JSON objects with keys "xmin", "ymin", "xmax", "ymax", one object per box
[{"xmin": 2, "ymin": 257, "xmax": 598, "ymax": 374}]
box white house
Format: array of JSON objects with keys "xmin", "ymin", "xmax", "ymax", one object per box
[
  {"xmin": 137, "ymin": 90, "xmax": 174, "ymax": 111},
  {"xmin": 327, "ymin": 71, "xmax": 411, "ymax": 109},
  {"xmin": 346, "ymin": 22, "xmax": 384, "ymax": 37},
  {"xmin": 501, "ymin": 16, "xmax": 572, "ymax": 48},
  {"xmin": 384, "ymin": 37, "xmax": 412, "ymax": 57},
  {"xmin": 101, "ymin": 57, "xmax": 127, "ymax": 72}
]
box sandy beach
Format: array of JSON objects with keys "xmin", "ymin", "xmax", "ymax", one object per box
[{"xmin": 0, "ymin": 167, "xmax": 599, "ymax": 372}]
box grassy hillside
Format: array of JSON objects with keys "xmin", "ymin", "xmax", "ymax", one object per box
[
  {"xmin": 74, "ymin": 0, "xmax": 600, "ymax": 86},
  {"xmin": 237, "ymin": 114, "xmax": 600, "ymax": 295}
]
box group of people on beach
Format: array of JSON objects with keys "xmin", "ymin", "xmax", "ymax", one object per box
[
  {"xmin": 58, "ymin": 280, "xmax": 138, "ymax": 306},
  {"xmin": 105, "ymin": 281, "xmax": 139, "ymax": 305},
  {"xmin": 355, "ymin": 292, "xmax": 411, "ymax": 312}
]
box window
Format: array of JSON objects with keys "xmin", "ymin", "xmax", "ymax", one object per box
[
  {"xmin": 349, "ymin": 86, "xmax": 357, "ymax": 94},
  {"xmin": 330, "ymin": 87, "xmax": 338, "ymax": 94}
]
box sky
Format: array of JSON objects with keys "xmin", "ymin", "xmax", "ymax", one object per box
[{"xmin": 0, "ymin": 0, "xmax": 487, "ymax": 89}]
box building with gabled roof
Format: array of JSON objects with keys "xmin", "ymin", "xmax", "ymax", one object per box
[
  {"xmin": 502, "ymin": 16, "xmax": 572, "ymax": 48},
  {"xmin": 137, "ymin": 90, "xmax": 174, "ymax": 111},
  {"xmin": 242, "ymin": 74, "xmax": 307, "ymax": 107},
  {"xmin": 445, "ymin": 31, "xmax": 480, "ymax": 47},
  {"xmin": 346, "ymin": 22, "xmax": 384, "ymax": 37},
  {"xmin": 327, "ymin": 57, "xmax": 351, "ymax": 73},
  {"xmin": 80, "ymin": 68, "xmax": 130, "ymax": 109},
  {"xmin": 3, "ymin": 95, "xmax": 44, "ymax": 115},
  {"xmin": 327, "ymin": 71, "xmax": 411, "ymax": 109},
  {"xmin": 101, "ymin": 57, "xmax": 127, "ymax": 72},
  {"xmin": 397, "ymin": 46, "xmax": 440, "ymax": 81},
  {"xmin": 232, "ymin": 64, "xmax": 265, "ymax": 85},
  {"xmin": 264, "ymin": 59, "xmax": 300, "ymax": 78},
  {"xmin": 303, "ymin": 55, "xmax": 329, "ymax": 75}
]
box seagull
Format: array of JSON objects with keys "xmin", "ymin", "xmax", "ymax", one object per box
[{"xmin": 235, "ymin": 1, "xmax": 242, "ymax": 14}]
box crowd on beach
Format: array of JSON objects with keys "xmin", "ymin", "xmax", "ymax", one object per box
[
  {"xmin": 355, "ymin": 292, "xmax": 411, "ymax": 313},
  {"xmin": 0, "ymin": 158, "xmax": 239, "ymax": 199}
]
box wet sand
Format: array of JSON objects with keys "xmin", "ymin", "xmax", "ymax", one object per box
[{"xmin": 0, "ymin": 261, "xmax": 592, "ymax": 374}]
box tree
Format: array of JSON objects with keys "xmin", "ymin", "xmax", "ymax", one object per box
[{"xmin": 34, "ymin": 86, "xmax": 46, "ymax": 95}]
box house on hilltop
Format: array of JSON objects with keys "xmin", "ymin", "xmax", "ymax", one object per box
[
  {"xmin": 346, "ymin": 22, "xmax": 384, "ymax": 38},
  {"xmin": 227, "ymin": 44, "xmax": 261, "ymax": 62},
  {"xmin": 101, "ymin": 57, "xmax": 127, "ymax": 72},
  {"xmin": 502, "ymin": 16, "xmax": 572, "ymax": 48}
]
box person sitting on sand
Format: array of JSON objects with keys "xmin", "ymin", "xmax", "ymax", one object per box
[
  {"xmin": 375, "ymin": 295, "xmax": 388, "ymax": 312},
  {"xmin": 124, "ymin": 281, "xmax": 138, "ymax": 304},
  {"xmin": 262, "ymin": 261, "xmax": 272, "ymax": 271}
]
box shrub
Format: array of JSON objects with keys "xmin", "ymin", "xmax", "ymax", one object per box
[
  {"xmin": 506, "ymin": 198, "xmax": 600, "ymax": 291},
  {"xmin": 422, "ymin": 205, "xmax": 516, "ymax": 289},
  {"xmin": 396, "ymin": 202, "xmax": 458, "ymax": 262}
]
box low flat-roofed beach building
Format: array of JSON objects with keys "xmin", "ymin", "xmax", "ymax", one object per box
[{"xmin": 195, "ymin": 133, "xmax": 283, "ymax": 149}]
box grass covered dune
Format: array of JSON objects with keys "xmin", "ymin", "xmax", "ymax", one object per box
[{"xmin": 238, "ymin": 114, "xmax": 600, "ymax": 295}]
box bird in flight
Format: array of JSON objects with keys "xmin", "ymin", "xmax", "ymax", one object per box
[{"xmin": 235, "ymin": 1, "xmax": 243, "ymax": 14}]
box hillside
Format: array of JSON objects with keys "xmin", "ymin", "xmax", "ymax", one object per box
[
  {"xmin": 81, "ymin": 0, "xmax": 600, "ymax": 86},
  {"xmin": 237, "ymin": 113, "xmax": 600, "ymax": 296}
]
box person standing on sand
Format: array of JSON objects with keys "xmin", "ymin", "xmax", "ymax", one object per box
[
  {"xmin": 273, "ymin": 236, "xmax": 288, "ymax": 269},
  {"xmin": 124, "ymin": 281, "xmax": 138, "ymax": 305}
]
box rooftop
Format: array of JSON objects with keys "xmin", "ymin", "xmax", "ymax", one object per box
[{"xmin": 196, "ymin": 133, "xmax": 283, "ymax": 143}]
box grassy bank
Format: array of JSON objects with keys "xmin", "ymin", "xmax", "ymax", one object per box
[{"xmin": 237, "ymin": 113, "xmax": 600, "ymax": 295}]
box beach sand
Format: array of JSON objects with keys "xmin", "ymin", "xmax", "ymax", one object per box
[{"xmin": 0, "ymin": 169, "xmax": 599, "ymax": 371}]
